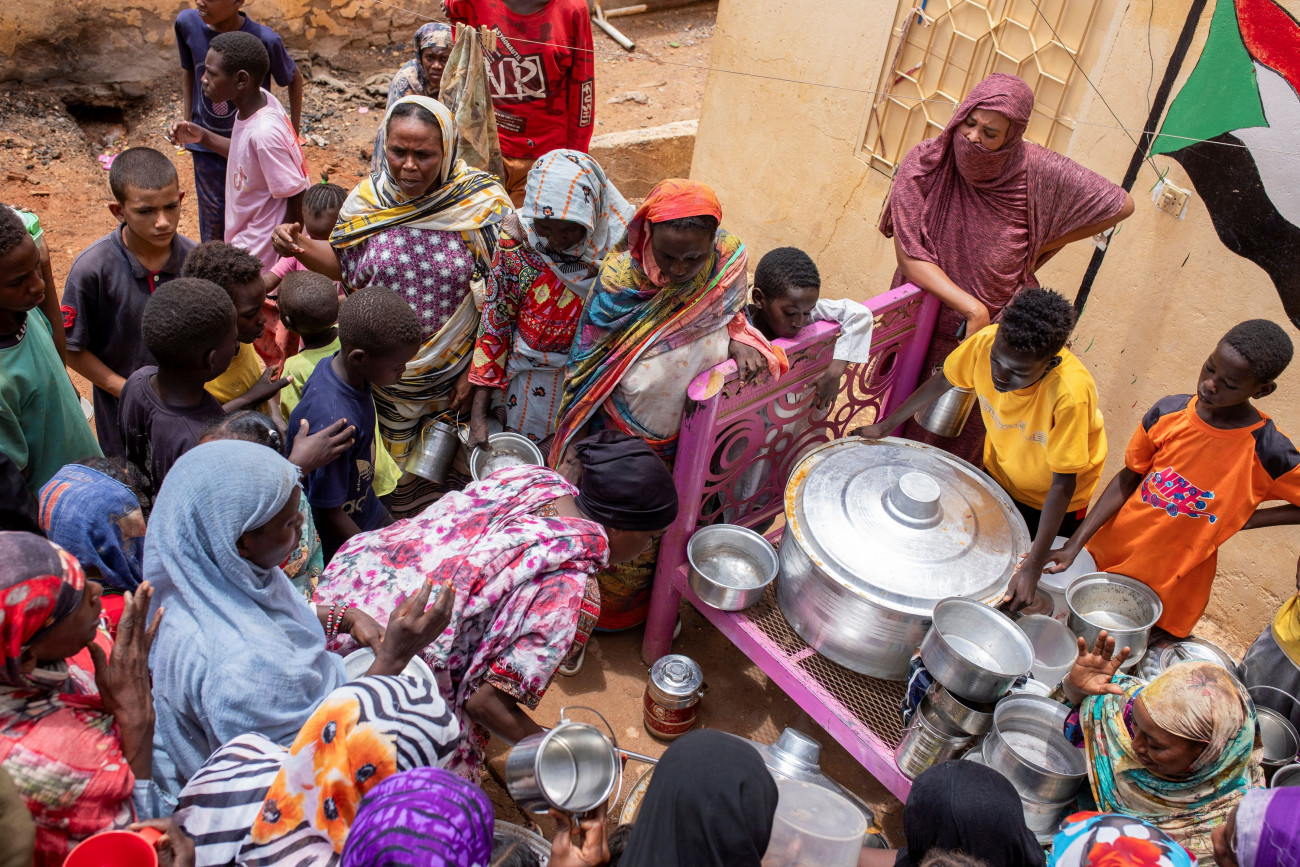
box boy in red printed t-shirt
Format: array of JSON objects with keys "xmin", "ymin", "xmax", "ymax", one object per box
[
  {"xmin": 442, "ymin": 0, "xmax": 595, "ymax": 207},
  {"xmin": 1046, "ymin": 319, "xmax": 1300, "ymax": 637}
]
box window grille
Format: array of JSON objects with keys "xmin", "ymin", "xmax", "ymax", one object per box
[{"xmin": 862, "ymin": 0, "xmax": 1113, "ymax": 173}]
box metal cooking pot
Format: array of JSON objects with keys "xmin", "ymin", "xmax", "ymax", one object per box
[
  {"xmin": 924, "ymin": 682, "xmax": 996, "ymax": 737},
  {"xmin": 895, "ymin": 697, "xmax": 971, "ymax": 779},
  {"xmin": 1271, "ymin": 763, "xmax": 1300, "ymax": 788},
  {"xmin": 687, "ymin": 524, "xmax": 777, "ymax": 611},
  {"xmin": 1257, "ymin": 705, "xmax": 1300, "ymax": 780},
  {"xmin": 778, "ymin": 438, "xmax": 1029, "ymax": 680},
  {"xmin": 469, "ymin": 432, "xmax": 544, "ymax": 481},
  {"xmin": 1065, "ymin": 572, "xmax": 1162, "ymax": 669},
  {"xmin": 407, "ymin": 419, "xmax": 460, "ymax": 483},
  {"xmin": 919, "ymin": 598, "xmax": 1033, "ymax": 703},
  {"xmin": 505, "ymin": 706, "xmax": 622, "ymax": 816},
  {"xmin": 913, "ymin": 385, "xmax": 977, "ymax": 437},
  {"xmin": 982, "ymin": 694, "xmax": 1087, "ymax": 803}
]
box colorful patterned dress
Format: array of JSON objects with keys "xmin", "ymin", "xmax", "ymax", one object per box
[
  {"xmin": 470, "ymin": 219, "xmax": 586, "ymax": 449},
  {"xmin": 314, "ymin": 464, "xmax": 605, "ymax": 777}
]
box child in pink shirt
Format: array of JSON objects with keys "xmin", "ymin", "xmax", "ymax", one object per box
[{"xmin": 171, "ymin": 30, "xmax": 307, "ymax": 271}]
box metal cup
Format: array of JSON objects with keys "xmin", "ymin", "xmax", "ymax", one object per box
[
  {"xmin": 914, "ymin": 385, "xmax": 977, "ymax": 437},
  {"xmin": 406, "ymin": 419, "xmax": 460, "ymax": 482},
  {"xmin": 505, "ymin": 706, "xmax": 623, "ymax": 816}
]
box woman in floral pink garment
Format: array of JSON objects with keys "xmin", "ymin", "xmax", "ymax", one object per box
[{"xmin": 315, "ymin": 431, "xmax": 678, "ymax": 777}]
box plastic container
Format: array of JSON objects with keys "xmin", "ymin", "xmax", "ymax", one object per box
[
  {"xmin": 1016, "ymin": 614, "xmax": 1077, "ymax": 687},
  {"xmin": 1039, "ymin": 538, "xmax": 1097, "ymax": 622},
  {"xmin": 761, "ymin": 778, "xmax": 866, "ymax": 867},
  {"xmin": 65, "ymin": 828, "xmax": 163, "ymax": 867}
]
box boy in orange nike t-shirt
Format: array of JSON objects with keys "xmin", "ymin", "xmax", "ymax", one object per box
[{"xmin": 1045, "ymin": 319, "xmax": 1300, "ymax": 637}]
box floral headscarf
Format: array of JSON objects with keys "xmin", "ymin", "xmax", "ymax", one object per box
[
  {"xmin": 1048, "ymin": 812, "xmax": 1196, "ymax": 867},
  {"xmin": 38, "ymin": 464, "xmax": 145, "ymax": 593},
  {"xmin": 0, "ymin": 532, "xmax": 84, "ymax": 687},
  {"xmin": 1081, "ymin": 663, "xmax": 1262, "ymax": 861}
]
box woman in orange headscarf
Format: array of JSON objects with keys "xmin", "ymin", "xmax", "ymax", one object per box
[{"xmin": 551, "ymin": 178, "xmax": 785, "ymax": 631}]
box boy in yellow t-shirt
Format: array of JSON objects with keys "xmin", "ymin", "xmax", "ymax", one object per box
[
  {"xmin": 854, "ymin": 288, "xmax": 1106, "ymax": 612},
  {"xmin": 277, "ymin": 271, "xmax": 401, "ymax": 498}
]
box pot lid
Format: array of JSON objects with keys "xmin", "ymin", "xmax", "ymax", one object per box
[
  {"xmin": 649, "ymin": 654, "xmax": 703, "ymax": 698},
  {"xmin": 787, "ymin": 438, "xmax": 1028, "ymax": 613}
]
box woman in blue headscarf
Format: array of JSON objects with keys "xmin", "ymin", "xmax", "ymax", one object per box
[
  {"xmin": 145, "ymin": 441, "xmax": 454, "ymax": 800},
  {"xmin": 38, "ymin": 459, "xmax": 147, "ymax": 592}
]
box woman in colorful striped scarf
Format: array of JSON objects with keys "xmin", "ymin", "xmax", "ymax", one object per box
[{"xmin": 273, "ymin": 94, "xmax": 512, "ymax": 516}]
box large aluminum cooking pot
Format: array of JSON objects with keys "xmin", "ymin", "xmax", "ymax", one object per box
[{"xmin": 778, "ymin": 438, "xmax": 1029, "ymax": 680}]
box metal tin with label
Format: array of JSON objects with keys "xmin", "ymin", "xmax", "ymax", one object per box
[{"xmin": 644, "ymin": 654, "xmax": 704, "ymax": 740}]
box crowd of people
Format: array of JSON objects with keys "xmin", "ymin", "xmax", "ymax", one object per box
[{"xmin": 0, "ymin": 0, "xmax": 1298, "ymax": 863}]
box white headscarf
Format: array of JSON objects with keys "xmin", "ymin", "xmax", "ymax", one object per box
[{"xmin": 520, "ymin": 149, "xmax": 634, "ymax": 297}]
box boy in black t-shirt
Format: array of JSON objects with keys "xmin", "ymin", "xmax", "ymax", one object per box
[
  {"xmin": 118, "ymin": 278, "xmax": 239, "ymax": 499},
  {"xmin": 64, "ymin": 147, "xmax": 197, "ymax": 456},
  {"xmin": 287, "ymin": 287, "xmax": 421, "ymax": 559}
]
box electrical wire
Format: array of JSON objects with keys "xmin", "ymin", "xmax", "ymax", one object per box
[{"xmin": 360, "ymin": 0, "xmax": 1300, "ymax": 158}]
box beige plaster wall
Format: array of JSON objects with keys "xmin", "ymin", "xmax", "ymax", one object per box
[
  {"xmin": 692, "ymin": 0, "xmax": 1299, "ymax": 650},
  {"xmin": 0, "ymin": 0, "xmax": 429, "ymax": 93}
]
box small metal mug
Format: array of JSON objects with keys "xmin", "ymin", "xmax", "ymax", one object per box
[
  {"xmin": 914, "ymin": 385, "xmax": 977, "ymax": 437},
  {"xmin": 505, "ymin": 706, "xmax": 623, "ymax": 817},
  {"xmin": 406, "ymin": 419, "xmax": 459, "ymax": 483}
]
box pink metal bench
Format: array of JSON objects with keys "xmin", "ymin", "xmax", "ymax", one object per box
[{"xmin": 641, "ymin": 283, "xmax": 939, "ymax": 800}]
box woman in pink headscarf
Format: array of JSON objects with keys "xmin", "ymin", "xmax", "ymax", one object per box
[{"xmin": 882, "ymin": 73, "xmax": 1133, "ymax": 464}]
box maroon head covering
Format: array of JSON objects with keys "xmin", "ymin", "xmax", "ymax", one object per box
[{"xmin": 881, "ymin": 73, "xmax": 1126, "ymax": 314}]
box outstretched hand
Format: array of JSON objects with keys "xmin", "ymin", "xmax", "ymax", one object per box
[
  {"xmin": 1064, "ymin": 630, "xmax": 1130, "ymax": 701},
  {"xmin": 370, "ymin": 580, "xmax": 456, "ymax": 675},
  {"xmin": 287, "ymin": 418, "xmax": 356, "ymax": 474},
  {"xmin": 1041, "ymin": 543, "xmax": 1081, "ymax": 575},
  {"xmin": 271, "ymin": 222, "xmax": 306, "ymax": 257},
  {"xmin": 90, "ymin": 583, "xmax": 163, "ymax": 778}
]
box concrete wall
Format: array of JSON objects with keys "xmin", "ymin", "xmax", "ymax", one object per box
[
  {"xmin": 692, "ymin": 0, "xmax": 1300, "ymax": 649},
  {"xmin": 0, "ymin": 0, "xmax": 429, "ymax": 94}
]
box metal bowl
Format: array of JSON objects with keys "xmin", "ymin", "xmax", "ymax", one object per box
[
  {"xmin": 1138, "ymin": 634, "xmax": 1236, "ymax": 681},
  {"xmin": 919, "ymin": 598, "xmax": 1034, "ymax": 703},
  {"xmin": 1271, "ymin": 762, "xmax": 1300, "ymax": 788},
  {"xmin": 923, "ymin": 682, "xmax": 997, "ymax": 737},
  {"xmin": 1065, "ymin": 572, "xmax": 1162, "ymax": 669},
  {"xmin": 687, "ymin": 524, "xmax": 778, "ymax": 611},
  {"xmin": 983, "ymin": 694, "xmax": 1087, "ymax": 803},
  {"xmin": 1258, "ymin": 706, "xmax": 1300, "ymax": 771},
  {"xmin": 493, "ymin": 822, "xmax": 551, "ymax": 865},
  {"xmin": 470, "ymin": 432, "xmax": 545, "ymax": 481},
  {"xmin": 343, "ymin": 648, "xmax": 437, "ymax": 685},
  {"xmin": 1018, "ymin": 789, "xmax": 1075, "ymax": 837}
]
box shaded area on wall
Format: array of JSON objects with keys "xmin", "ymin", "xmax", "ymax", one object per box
[{"xmin": 1151, "ymin": 0, "xmax": 1300, "ymax": 327}]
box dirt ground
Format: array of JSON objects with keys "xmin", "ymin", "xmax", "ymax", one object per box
[{"xmin": 0, "ymin": 0, "xmax": 908, "ymax": 847}]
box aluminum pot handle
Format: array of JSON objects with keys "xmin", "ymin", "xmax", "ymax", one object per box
[{"xmin": 559, "ymin": 705, "xmax": 625, "ymax": 817}]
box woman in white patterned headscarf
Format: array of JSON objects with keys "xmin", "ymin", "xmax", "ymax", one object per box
[{"xmin": 466, "ymin": 149, "xmax": 634, "ymax": 453}]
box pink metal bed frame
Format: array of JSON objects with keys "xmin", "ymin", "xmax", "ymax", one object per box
[{"xmin": 640, "ymin": 283, "xmax": 940, "ymax": 799}]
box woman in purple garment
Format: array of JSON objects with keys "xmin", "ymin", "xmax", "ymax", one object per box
[{"xmin": 880, "ymin": 72, "xmax": 1133, "ymax": 464}]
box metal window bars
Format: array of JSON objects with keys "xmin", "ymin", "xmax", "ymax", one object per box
[{"xmin": 862, "ymin": 0, "xmax": 1112, "ymax": 174}]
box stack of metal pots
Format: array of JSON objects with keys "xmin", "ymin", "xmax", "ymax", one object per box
[
  {"xmin": 895, "ymin": 598, "xmax": 1034, "ymax": 778},
  {"xmin": 981, "ymin": 694, "xmax": 1089, "ymax": 840}
]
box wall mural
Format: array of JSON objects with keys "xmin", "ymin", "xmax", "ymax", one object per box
[{"xmin": 1150, "ymin": 0, "xmax": 1300, "ymax": 328}]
